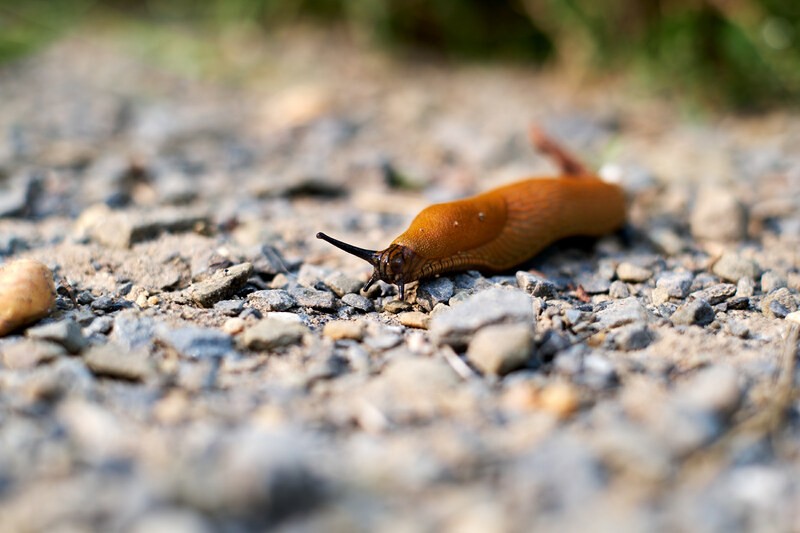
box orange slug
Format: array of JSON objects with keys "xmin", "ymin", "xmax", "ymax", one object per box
[{"xmin": 317, "ymin": 126, "xmax": 626, "ymax": 298}]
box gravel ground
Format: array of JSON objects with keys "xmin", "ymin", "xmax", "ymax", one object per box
[{"xmin": 1, "ymin": 30, "xmax": 800, "ymax": 532}]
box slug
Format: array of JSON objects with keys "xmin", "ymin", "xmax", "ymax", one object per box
[{"xmin": 317, "ymin": 126, "xmax": 626, "ymax": 298}]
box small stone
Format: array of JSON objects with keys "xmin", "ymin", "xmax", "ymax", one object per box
[
  {"xmin": 679, "ymin": 365, "xmax": 741, "ymax": 417},
  {"xmin": 247, "ymin": 290, "xmax": 296, "ymax": 312},
  {"xmin": 222, "ymin": 317, "xmax": 246, "ymax": 335},
  {"xmin": 1, "ymin": 339, "xmax": 66, "ymax": 369},
  {"xmin": 648, "ymin": 227, "xmax": 685, "ymax": 256},
  {"xmin": 26, "ymin": 319, "xmax": 86, "ymax": 354},
  {"xmin": 726, "ymin": 320, "xmax": 750, "ymax": 338},
  {"xmin": 341, "ymin": 293, "xmax": 373, "ymax": 312},
  {"xmin": 76, "ymin": 204, "xmax": 211, "ymax": 248},
  {"xmin": 785, "ymin": 311, "xmax": 800, "ymax": 324},
  {"xmin": 692, "ymin": 283, "xmax": 737, "ymax": 305},
  {"xmin": 575, "ymin": 273, "xmax": 610, "ymax": 294},
  {"xmin": 416, "ymin": 277, "xmax": 455, "ymax": 312},
  {"xmin": 289, "ymin": 286, "xmax": 336, "ymax": 310},
  {"xmin": 85, "ymin": 315, "xmax": 114, "ymax": 336},
  {"xmin": 382, "ymin": 299, "xmax": 411, "ymax": 313},
  {"xmin": 608, "ymin": 323, "xmax": 653, "ymax": 351},
  {"xmin": 726, "ymin": 297, "xmax": 750, "ymax": 310},
  {"xmin": 241, "ymin": 318, "xmax": 309, "ymax": 350},
  {"xmin": 761, "ymin": 288, "xmax": 798, "ymax": 319},
  {"xmin": 656, "ymin": 271, "xmax": 694, "ymax": 299},
  {"xmin": 429, "ymin": 288, "xmax": 533, "ymax": 349},
  {"xmin": 616, "ymin": 262, "xmax": 652, "ymax": 283},
  {"xmin": 516, "ymin": 271, "xmax": 558, "ymax": 299},
  {"xmin": 83, "ymin": 344, "xmax": 153, "ymax": 381},
  {"xmin": 466, "ymin": 323, "xmax": 533, "ymax": 376},
  {"xmin": 214, "ymin": 299, "xmax": 244, "ymax": 316},
  {"xmin": 690, "ymin": 186, "xmax": 747, "ymax": 242},
  {"xmin": 671, "ymin": 299, "xmax": 715, "ymax": 326},
  {"xmin": 595, "ymin": 297, "xmax": 649, "ymax": 330},
  {"xmin": 187, "ymin": 263, "xmax": 253, "ymax": 308},
  {"xmin": 651, "ymin": 287, "xmax": 670, "ymax": 306},
  {"xmin": 736, "ymin": 277, "xmax": 755, "ymax": 298},
  {"xmin": 537, "ymin": 381, "xmax": 581, "ymax": 419},
  {"xmin": 90, "ymin": 295, "xmax": 131, "ymax": 313},
  {"xmin": 398, "ymin": 311, "xmax": 429, "ymax": 329},
  {"xmin": 608, "ymin": 280, "xmax": 630, "ymax": 299},
  {"xmin": 322, "ymin": 320, "xmax": 364, "ymax": 341},
  {"xmin": 296, "ymin": 264, "xmax": 329, "ymax": 289},
  {"xmin": 158, "ymin": 326, "xmax": 234, "ymax": 359},
  {"xmin": 112, "ymin": 311, "xmax": 155, "ymax": 350},
  {"xmin": 761, "ymin": 271, "xmax": 787, "ymax": 294},
  {"xmin": 323, "ymin": 271, "xmax": 362, "ymax": 297},
  {"xmin": 712, "ymin": 252, "xmax": 760, "ymax": 283}
]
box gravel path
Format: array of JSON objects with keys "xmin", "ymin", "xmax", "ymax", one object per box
[{"xmin": 1, "ymin": 31, "xmax": 800, "ymax": 532}]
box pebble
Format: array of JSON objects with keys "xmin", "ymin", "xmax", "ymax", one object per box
[
  {"xmin": 1, "ymin": 339, "xmax": 66, "ymax": 369},
  {"xmin": 398, "ymin": 311, "xmax": 430, "ymax": 329},
  {"xmin": 341, "ymin": 293, "xmax": 374, "ymax": 312},
  {"xmin": 187, "ymin": 263, "xmax": 253, "ymax": 308},
  {"xmin": 323, "ymin": 271, "xmax": 363, "ymax": 297},
  {"xmin": 691, "ymin": 283, "xmax": 736, "ymax": 305},
  {"xmin": 213, "ymin": 299, "xmax": 244, "ymax": 316},
  {"xmin": 26, "ymin": 319, "xmax": 86, "ymax": 354},
  {"xmin": 760, "ymin": 271, "xmax": 787, "ymax": 294},
  {"xmin": 90, "ymin": 295, "xmax": 131, "ymax": 313},
  {"xmin": 247, "ymin": 289, "xmax": 296, "ymax": 312},
  {"xmin": 111, "ymin": 311, "xmax": 156, "ymax": 350},
  {"xmin": 575, "ymin": 273, "xmax": 610, "ymax": 294},
  {"xmin": 736, "ymin": 277, "xmax": 755, "ymax": 298},
  {"xmin": 429, "ymin": 288, "xmax": 533, "ymax": 348},
  {"xmin": 537, "ymin": 381, "xmax": 582, "ymax": 419},
  {"xmin": 83, "ymin": 344, "xmax": 153, "ymax": 381},
  {"xmin": 712, "ymin": 252, "xmax": 760, "ymax": 283},
  {"xmin": 690, "ymin": 186, "xmax": 747, "ymax": 242},
  {"xmin": 678, "ymin": 365, "xmax": 741, "ymax": 417},
  {"xmin": 322, "ymin": 320, "xmax": 365, "ymax": 341},
  {"xmin": 222, "ymin": 317, "xmax": 246, "ymax": 335},
  {"xmin": 656, "ymin": 272, "xmax": 694, "ymax": 299},
  {"xmin": 296, "ymin": 264, "xmax": 329, "ymax": 289},
  {"xmin": 608, "ymin": 280, "xmax": 630, "ymax": 299},
  {"xmin": 594, "ymin": 297, "xmax": 649, "ymax": 330},
  {"xmin": 288, "ymin": 286, "xmax": 337, "ymax": 310},
  {"xmin": 516, "ymin": 271, "xmax": 558, "ymax": 299},
  {"xmin": 158, "ymin": 326, "xmax": 235, "ymax": 359},
  {"xmin": 785, "ymin": 311, "xmax": 800, "ymax": 325},
  {"xmin": 466, "ymin": 323, "xmax": 533, "ymax": 376},
  {"xmin": 0, "ymin": 173, "xmax": 38, "ymax": 218},
  {"xmin": 671, "ymin": 299, "xmax": 715, "ymax": 326},
  {"xmin": 76, "ymin": 204, "xmax": 211, "ymax": 248},
  {"xmin": 608, "ymin": 323, "xmax": 653, "ymax": 351},
  {"xmin": 647, "ymin": 227, "xmax": 685, "ymax": 256},
  {"xmin": 761, "ymin": 288, "xmax": 798, "ymax": 318},
  {"xmin": 382, "ymin": 299, "xmax": 411, "ymax": 314},
  {"xmin": 616, "ymin": 262, "xmax": 653, "ymax": 283},
  {"xmin": 241, "ymin": 318, "xmax": 309, "ymax": 350},
  {"xmin": 416, "ymin": 277, "xmax": 455, "ymax": 312}
]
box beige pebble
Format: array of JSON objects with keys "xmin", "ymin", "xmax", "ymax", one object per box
[
  {"xmin": 223, "ymin": 317, "xmax": 247, "ymax": 335},
  {"xmin": 538, "ymin": 382, "xmax": 581, "ymax": 419},
  {"xmin": 322, "ymin": 320, "xmax": 365, "ymax": 341},
  {"xmin": 0, "ymin": 259, "xmax": 56, "ymax": 337},
  {"xmin": 786, "ymin": 311, "xmax": 800, "ymax": 325},
  {"xmin": 616, "ymin": 262, "xmax": 653, "ymax": 283},
  {"xmin": 398, "ymin": 311, "xmax": 429, "ymax": 329}
]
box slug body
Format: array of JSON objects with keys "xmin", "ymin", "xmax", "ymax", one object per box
[{"xmin": 317, "ymin": 128, "xmax": 627, "ymax": 298}]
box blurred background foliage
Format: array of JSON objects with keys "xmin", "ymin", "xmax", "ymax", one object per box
[{"xmin": 1, "ymin": 0, "xmax": 799, "ymax": 109}]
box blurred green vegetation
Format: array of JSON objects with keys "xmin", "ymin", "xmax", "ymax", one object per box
[{"xmin": 1, "ymin": 0, "xmax": 799, "ymax": 108}]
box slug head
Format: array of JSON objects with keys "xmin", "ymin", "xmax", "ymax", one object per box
[{"xmin": 316, "ymin": 232, "xmax": 421, "ymax": 299}]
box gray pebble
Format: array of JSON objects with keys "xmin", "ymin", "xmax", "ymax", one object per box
[
  {"xmin": 647, "ymin": 227, "xmax": 685, "ymax": 256},
  {"xmin": 247, "ymin": 289, "xmax": 296, "ymax": 312},
  {"xmin": 296, "ymin": 263, "xmax": 330, "ymax": 289},
  {"xmin": 608, "ymin": 323, "xmax": 653, "ymax": 351},
  {"xmin": 726, "ymin": 296, "xmax": 750, "ymax": 311},
  {"xmin": 582, "ymin": 353, "xmax": 618, "ymax": 389},
  {"xmin": 516, "ymin": 271, "xmax": 558, "ymax": 299},
  {"xmin": 241, "ymin": 318, "xmax": 309, "ymax": 350},
  {"xmin": 760, "ymin": 287, "xmax": 798, "ymax": 318},
  {"xmin": 656, "ymin": 272, "xmax": 694, "ymax": 299},
  {"xmin": 158, "ymin": 326, "xmax": 234, "ymax": 359},
  {"xmin": 187, "ymin": 263, "xmax": 253, "ymax": 308},
  {"xmin": 0, "ymin": 172, "xmax": 39, "ymax": 218},
  {"xmin": 691, "ymin": 283, "xmax": 736, "ymax": 305},
  {"xmin": 466, "ymin": 323, "xmax": 533, "ymax": 376},
  {"xmin": 323, "ymin": 271, "xmax": 362, "ymax": 297},
  {"xmin": 84, "ymin": 315, "xmax": 114, "ymax": 336},
  {"xmin": 429, "ymin": 288, "xmax": 533, "ymax": 348},
  {"xmin": 760, "ymin": 270, "xmax": 786, "ymax": 294},
  {"xmin": 1, "ymin": 339, "xmax": 66, "ymax": 369},
  {"xmin": 416, "ymin": 277, "xmax": 455, "ymax": 312},
  {"xmin": 679, "ymin": 365, "xmax": 741, "ymax": 417},
  {"xmin": 671, "ymin": 299, "xmax": 715, "ymax": 326},
  {"xmin": 537, "ymin": 330, "xmax": 570, "ymax": 360},
  {"xmin": 608, "ymin": 280, "xmax": 630, "ymax": 299},
  {"xmin": 112, "ymin": 311, "xmax": 156, "ymax": 350},
  {"xmin": 736, "ymin": 277, "xmax": 755, "ymax": 298},
  {"xmin": 26, "ymin": 319, "xmax": 86, "ymax": 354},
  {"xmin": 213, "ymin": 299, "xmax": 245, "ymax": 316},
  {"xmin": 595, "ymin": 297, "xmax": 649, "ymax": 330},
  {"xmin": 341, "ymin": 293, "xmax": 373, "ymax": 312},
  {"xmin": 90, "ymin": 295, "xmax": 131, "ymax": 313},
  {"xmin": 83, "ymin": 344, "xmax": 153, "ymax": 381},
  {"xmin": 289, "ymin": 286, "xmax": 336, "ymax": 310},
  {"xmin": 575, "ymin": 273, "xmax": 610, "ymax": 294},
  {"xmin": 690, "ymin": 186, "xmax": 747, "ymax": 242},
  {"xmin": 712, "ymin": 252, "xmax": 760, "ymax": 283}
]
